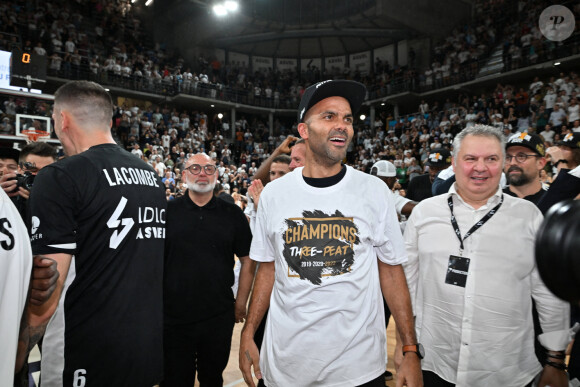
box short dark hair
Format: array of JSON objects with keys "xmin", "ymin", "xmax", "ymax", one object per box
[
  {"xmin": 54, "ymin": 81, "xmax": 113, "ymax": 127},
  {"xmin": 272, "ymin": 155, "xmax": 291, "ymax": 165},
  {"xmin": 19, "ymin": 142, "xmax": 58, "ymax": 163}
]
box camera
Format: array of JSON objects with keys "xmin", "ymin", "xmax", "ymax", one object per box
[
  {"xmin": 535, "ymin": 200, "xmax": 580, "ymax": 303},
  {"xmin": 15, "ymin": 172, "xmax": 35, "ymax": 191}
]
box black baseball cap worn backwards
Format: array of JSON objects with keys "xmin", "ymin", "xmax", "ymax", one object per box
[{"xmin": 298, "ymin": 80, "xmax": 367, "ymax": 122}]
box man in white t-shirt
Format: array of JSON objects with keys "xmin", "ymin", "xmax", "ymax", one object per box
[
  {"xmin": 0, "ymin": 188, "xmax": 32, "ymax": 386},
  {"xmin": 544, "ymin": 87, "xmax": 557, "ymax": 111},
  {"xmin": 239, "ymin": 80, "xmax": 422, "ymax": 387},
  {"xmin": 370, "ymin": 160, "xmax": 416, "ymax": 218}
]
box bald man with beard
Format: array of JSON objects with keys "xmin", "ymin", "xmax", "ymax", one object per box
[{"xmin": 164, "ymin": 153, "xmax": 255, "ymax": 386}]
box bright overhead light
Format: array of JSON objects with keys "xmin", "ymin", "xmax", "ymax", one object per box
[
  {"xmin": 360, "ymin": 114, "xmax": 366, "ymax": 121},
  {"xmin": 224, "ymin": 1, "xmax": 239, "ymax": 12},
  {"xmin": 554, "ymin": 62, "xmax": 561, "ymax": 66},
  {"xmin": 213, "ymin": 4, "xmax": 227, "ymax": 16},
  {"xmin": 218, "ymin": 113, "xmax": 224, "ymax": 119},
  {"xmin": 210, "ymin": 104, "xmax": 215, "ymax": 108},
  {"xmin": 145, "ymin": 0, "xmax": 153, "ymax": 6},
  {"xmin": 131, "ymin": 0, "xmax": 138, "ymax": 3}
]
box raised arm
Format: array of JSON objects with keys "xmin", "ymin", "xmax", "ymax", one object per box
[{"xmin": 252, "ymin": 136, "xmax": 297, "ymax": 184}]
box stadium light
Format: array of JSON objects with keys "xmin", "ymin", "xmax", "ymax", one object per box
[
  {"xmin": 213, "ymin": 4, "xmax": 227, "ymax": 16},
  {"xmin": 213, "ymin": 0, "xmax": 239, "ymax": 16},
  {"xmin": 225, "ymin": 1, "xmax": 239, "ymax": 12}
]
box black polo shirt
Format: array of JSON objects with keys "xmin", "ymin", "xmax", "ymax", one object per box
[
  {"xmin": 503, "ymin": 186, "xmax": 547, "ymax": 206},
  {"xmin": 164, "ymin": 194, "xmax": 251, "ymax": 325}
]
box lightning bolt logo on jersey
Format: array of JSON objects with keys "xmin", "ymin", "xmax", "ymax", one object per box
[
  {"xmin": 107, "ymin": 197, "xmax": 134, "ymax": 249},
  {"xmin": 282, "ymin": 210, "xmax": 360, "ymax": 285}
]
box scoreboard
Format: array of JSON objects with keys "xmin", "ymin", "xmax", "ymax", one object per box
[{"xmin": 10, "ymin": 47, "xmax": 47, "ymax": 89}]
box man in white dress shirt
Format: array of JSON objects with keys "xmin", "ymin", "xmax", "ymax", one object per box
[{"xmin": 404, "ymin": 124, "xmax": 569, "ymax": 387}]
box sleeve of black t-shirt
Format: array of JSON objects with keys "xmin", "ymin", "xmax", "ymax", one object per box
[
  {"xmin": 232, "ymin": 204, "xmax": 252, "ymax": 257},
  {"xmin": 29, "ymin": 164, "xmax": 78, "ymax": 256}
]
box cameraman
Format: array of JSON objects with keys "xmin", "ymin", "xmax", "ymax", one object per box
[{"xmin": 0, "ymin": 142, "xmax": 58, "ymax": 220}]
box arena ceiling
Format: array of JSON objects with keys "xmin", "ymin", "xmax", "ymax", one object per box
[{"xmin": 151, "ymin": 0, "xmax": 473, "ymax": 59}]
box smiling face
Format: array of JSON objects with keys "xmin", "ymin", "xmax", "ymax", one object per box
[
  {"xmin": 453, "ymin": 134, "xmax": 503, "ymax": 207},
  {"xmin": 298, "ymin": 96, "xmax": 353, "ymax": 174}
]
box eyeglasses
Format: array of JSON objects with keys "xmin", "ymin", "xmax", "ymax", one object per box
[
  {"xmin": 185, "ymin": 164, "xmax": 217, "ymax": 175},
  {"xmin": 505, "ymin": 153, "xmax": 540, "ymax": 163}
]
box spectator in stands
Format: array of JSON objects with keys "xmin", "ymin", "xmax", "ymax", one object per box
[
  {"xmin": 549, "ymin": 104, "xmax": 567, "ymax": 133},
  {"xmin": 539, "ymin": 123, "xmax": 556, "ymax": 145},
  {"xmin": 407, "ymin": 148, "xmax": 451, "ymax": 202}
]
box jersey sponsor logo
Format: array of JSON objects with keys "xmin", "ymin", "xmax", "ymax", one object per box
[
  {"xmin": 30, "ymin": 216, "xmax": 42, "ymax": 241},
  {"xmin": 102, "ymin": 167, "xmax": 160, "ymax": 188},
  {"xmin": 0, "ymin": 218, "xmax": 15, "ymax": 250},
  {"xmin": 107, "ymin": 197, "xmax": 135, "ymax": 249},
  {"xmin": 136, "ymin": 206, "xmax": 166, "ymax": 240},
  {"xmin": 107, "ymin": 198, "xmax": 166, "ymax": 248},
  {"xmin": 283, "ymin": 210, "xmax": 360, "ymax": 285}
]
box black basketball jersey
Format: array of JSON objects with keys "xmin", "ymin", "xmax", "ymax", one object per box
[{"xmin": 29, "ymin": 144, "xmax": 166, "ymax": 387}]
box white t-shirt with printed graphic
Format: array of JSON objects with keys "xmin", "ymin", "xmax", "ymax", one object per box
[{"xmin": 250, "ymin": 166, "xmax": 407, "ymax": 387}]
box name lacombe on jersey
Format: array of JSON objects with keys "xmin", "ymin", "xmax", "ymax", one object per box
[
  {"xmin": 103, "ymin": 167, "xmax": 166, "ymax": 247},
  {"xmin": 283, "ymin": 210, "xmax": 360, "ymax": 285},
  {"xmin": 32, "ymin": 166, "xmax": 166, "ymax": 248}
]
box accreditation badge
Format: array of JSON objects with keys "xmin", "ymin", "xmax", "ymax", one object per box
[{"xmin": 445, "ymin": 255, "xmax": 470, "ymax": 288}]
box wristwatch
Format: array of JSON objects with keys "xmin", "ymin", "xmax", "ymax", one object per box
[{"xmin": 402, "ymin": 343, "xmax": 425, "ymax": 359}]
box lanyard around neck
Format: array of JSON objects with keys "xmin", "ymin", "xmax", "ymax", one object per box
[{"xmin": 447, "ymin": 194, "xmax": 503, "ymax": 255}]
